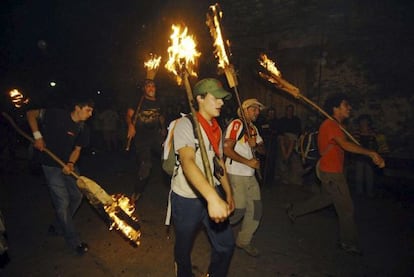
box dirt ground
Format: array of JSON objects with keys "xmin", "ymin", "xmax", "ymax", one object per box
[{"xmin": 1, "ymin": 148, "xmax": 413, "ymax": 277}]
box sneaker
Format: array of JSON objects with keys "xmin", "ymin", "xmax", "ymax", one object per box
[
  {"xmin": 286, "ymin": 203, "xmax": 296, "ymax": 223},
  {"xmin": 236, "ymin": 242, "xmax": 260, "ymax": 257},
  {"xmin": 338, "ymin": 242, "xmax": 362, "ymax": 256},
  {"xmin": 75, "ymin": 242, "xmax": 89, "ymax": 255}
]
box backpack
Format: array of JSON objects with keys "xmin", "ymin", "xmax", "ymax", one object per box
[
  {"xmin": 161, "ymin": 114, "xmax": 197, "ymax": 176},
  {"xmin": 296, "ymin": 131, "xmax": 319, "ymax": 165}
]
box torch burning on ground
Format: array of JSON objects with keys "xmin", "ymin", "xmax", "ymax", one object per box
[
  {"xmin": 258, "ymin": 53, "xmax": 360, "ymax": 145},
  {"xmin": 1, "ymin": 111, "xmax": 141, "ymax": 246}
]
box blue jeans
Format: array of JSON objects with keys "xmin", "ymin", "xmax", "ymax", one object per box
[
  {"xmin": 171, "ymin": 189, "xmax": 235, "ymax": 277},
  {"xmin": 42, "ymin": 165, "xmax": 83, "ymax": 248}
]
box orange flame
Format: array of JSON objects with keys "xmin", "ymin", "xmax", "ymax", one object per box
[
  {"xmin": 207, "ymin": 3, "xmax": 230, "ymax": 70},
  {"xmin": 258, "ymin": 54, "xmax": 281, "ymax": 77},
  {"xmin": 144, "ymin": 54, "xmax": 162, "ymax": 70},
  {"xmin": 104, "ymin": 194, "xmax": 141, "ymax": 246},
  {"xmin": 164, "ymin": 24, "xmax": 201, "ymax": 85},
  {"xmin": 9, "ymin": 89, "xmax": 30, "ymax": 108}
]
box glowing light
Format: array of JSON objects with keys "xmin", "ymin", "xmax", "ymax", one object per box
[
  {"xmin": 258, "ymin": 54, "xmax": 281, "ymax": 77},
  {"xmin": 8, "ymin": 89, "xmax": 30, "ymax": 108},
  {"xmin": 164, "ymin": 24, "xmax": 201, "ymax": 85},
  {"xmin": 144, "ymin": 54, "xmax": 162, "ymax": 70},
  {"xmin": 104, "ymin": 194, "xmax": 141, "ymax": 246},
  {"xmin": 206, "ymin": 4, "xmax": 230, "ymax": 70},
  {"xmin": 50, "ymin": 81, "xmax": 56, "ymax": 87}
]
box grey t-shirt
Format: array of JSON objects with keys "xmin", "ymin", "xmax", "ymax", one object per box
[{"xmin": 171, "ymin": 117, "xmax": 222, "ymax": 198}]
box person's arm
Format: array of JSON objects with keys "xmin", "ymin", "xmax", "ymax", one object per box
[
  {"xmin": 334, "ymin": 136, "xmax": 385, "ymax": 168},
  {"xmin": 223, "ymin": 138, "xmax": 260, "ymax": 169},
  {"xmin": 26, "ymin": 109, "xmax": 46, "ymax": 151},
  {"xmin": 159, "ymin": 114, "xmax": 167, "ymax": 138},
  {"xmin": 215, "ymin": 157, "xmax": 235, "ymax": 213},
  {"xmin": 178, "ymin": 146, "xmax": 231, "ymax": 223},
  {"xmin": 126, "ymin": 108, "xmax": 136, "ymax": 139},
  {"xmin": 62, "ymin": 146, "xmax": 82, "ymax": 175}
]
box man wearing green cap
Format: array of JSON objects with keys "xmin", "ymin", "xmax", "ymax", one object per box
[{"xmin": 168, "ymin": 78, "xmax": 235, "ymax": 277}]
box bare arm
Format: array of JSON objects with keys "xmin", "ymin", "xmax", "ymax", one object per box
[
  {"xmin": 62, "ymin": 146, "xmax": 82, "ymax": 175},
  {"xmin": 26, "ymin": 109, "xmax": 46, "ymax": 151},
  {"xmin": 223, "ymin": 138, "xmax": 260, "ymax": 169},
  {"xmin": 334, "ymin": 136, "xmax": 385, "ymax": 168},
  {"xmin": 178, "ymin": 146, "xmax": 231, "ymax": 223},
  {"xmin": 126, "ymin": 108, "xmax": 136, "ymax": 139}
]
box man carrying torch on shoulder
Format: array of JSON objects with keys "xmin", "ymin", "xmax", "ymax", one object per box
[
  {"xmin": 126, "ymin": 79, "xmax": 166, "ymax": 202},
  {"xmin": 170, "ymin": 78, "xmax": 235, "ymax": 277},
  {"xmin": 223, "ymin": 98, "xmax": 266, "ymax": 257},
  {"xmin": 26, "ymin": 99, "xmax": 94, "ymax": 255},
  {"xmin": 286, "ymin": 93, "xmax": 385, "ymax": 255}
]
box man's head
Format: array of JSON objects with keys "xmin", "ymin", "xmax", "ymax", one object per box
[
  {"xmin": 72, "ymin": 99, "xmax": 94, "ymax": 122},
  {"xmin": 323, "ymin": 92, "xmax": 351, "ymax": 120},
  {"xmin": 143, "ymin": 79, "xmax": 156, "ymax": 99},
  {"xmin": 193, "ymin": 78, "xmax": 231, "ymax": 119},
  {"xmin": 238, "ymin": 98, "xmax": 265, "ymax": 122},
  {"xmin": 285, "ymin": 104, "xmax": 294, "ymax": 118}
]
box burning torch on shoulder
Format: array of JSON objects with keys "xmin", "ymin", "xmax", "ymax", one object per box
[
  {"xmin": 164, "ymin": 24, "xmax": 216, "ymax": 187},
  {"xmin": 258, "ymin": 53, "xmax": 361, "ymax": 146},
  {"xmin": 125, "ymin": 54, "xmax": 162, "ymax": 151},
  {"xmin": 206, "ymin": 3, "xmax": 263, "ymax": 181}
]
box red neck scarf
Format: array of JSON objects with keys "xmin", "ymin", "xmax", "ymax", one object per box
[{"xmin": 196, "ymin": 112, "xmax": 221, "ymax": 156}]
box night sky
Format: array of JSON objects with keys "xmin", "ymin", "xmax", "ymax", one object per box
[{"xmin": 1, "ymin": 0, "xmax": 198, "ymax": 107}]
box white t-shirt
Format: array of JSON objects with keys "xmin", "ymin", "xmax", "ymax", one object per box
[
  {"xmin": 224, "ymin": 119, "xmax": 263, "ymax": 176},
  {"xmin": 171, "ymin": 117, "xmax": 222, "ymax": 198}
]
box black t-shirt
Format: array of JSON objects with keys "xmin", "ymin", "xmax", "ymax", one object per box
[
  {"xmin": 39, "ymin": 109, "xmax": 89, "ymax": 166},
  {"xmin": 129, "ymin": 97, "xmax": 162, "ymax": 131}
]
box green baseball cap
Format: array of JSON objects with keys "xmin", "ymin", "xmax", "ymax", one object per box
[{"xmin": 193, "ymin": 78, "xmax": 232, "ymax": 100}]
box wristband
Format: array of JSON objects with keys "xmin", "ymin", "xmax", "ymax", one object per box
[
  {"xmin": 33, "ymin": 131, "xmax": 42, "ymax": 140},
  {"xmin": 67, "ymin": 161, "xmax": 75, "ymax": 165}
]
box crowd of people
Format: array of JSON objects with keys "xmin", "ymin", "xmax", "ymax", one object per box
[{"xmin": 8, "ymin": 76, "xmax": 388, "ymax": 276}]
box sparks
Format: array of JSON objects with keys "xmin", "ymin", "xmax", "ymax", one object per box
[{"xmin": 164, "ymin": 24, "xmax": 201, "ymax": 85}]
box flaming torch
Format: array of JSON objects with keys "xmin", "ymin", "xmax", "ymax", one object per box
[
  {"xmin": 206, "ymin": 3, "xmax": 263, "ymax": 180},
  {"xmin": 258, "ymin": 53, "xmax": 360, "ymax": 145},
  {"xmin": 1, "ymin": 112, "xmax": 141, "ymax": 246},
  {"xmin": 8, "ymin": 89, "xmax": 30, "ymax": 108},
  {"xmin": 144, "ymin": 53, "xmax": 162, "ymax": 80},
  {"xmin": 125, "ymin": 54, "xmax": 162, "ymax": 151},
  {"xmin": 164, "ymin": 24, "xmax": 215, "ymax": 186}
]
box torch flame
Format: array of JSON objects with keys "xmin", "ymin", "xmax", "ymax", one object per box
[
  {"xmin": 164, "ymin": 24, "xmax": 201, "ymax": 85},
  {"xmin": 9, "ymin": 89, "xmax": 30, "ymax": 108},
  {"xmin": 207, "ymin": 4, "xmax": 230, "ymax": 70},
  {"xmin": 104, "ymin": 194, "xmax": 141, "ymax": 246},
  {"xmin": 258, "ymin": 54, "xmax": 281, "ymax": 77},
  {"xmin": 144, "ymin": 54, "xmax": 162, "ymax": 70}
]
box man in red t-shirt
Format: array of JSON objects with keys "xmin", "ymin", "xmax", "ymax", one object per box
[{"xmin": 286, "ymin": 93, "xmax": 384, "ymax": 255}]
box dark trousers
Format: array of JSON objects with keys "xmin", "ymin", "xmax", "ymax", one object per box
[
  {"xmin": 171, "ymin": 191, "xmax": 235, "ymax": 277},
  {"xmin": 292, "ymin": 171, "xmax": 358, "ymax": 246}
]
